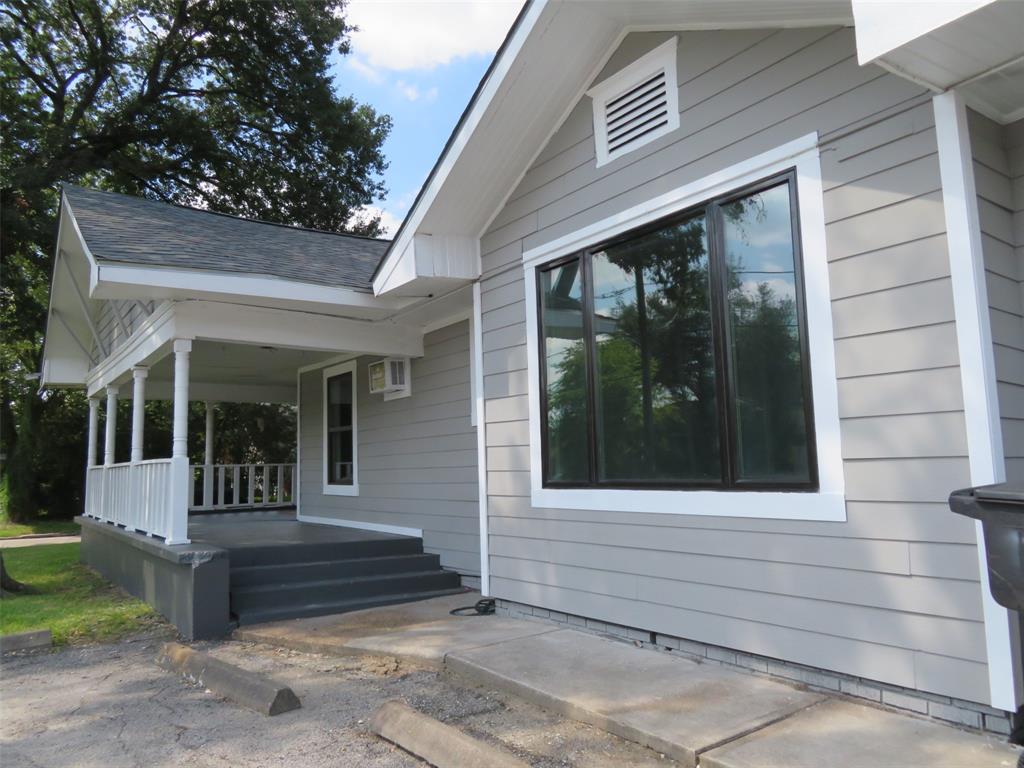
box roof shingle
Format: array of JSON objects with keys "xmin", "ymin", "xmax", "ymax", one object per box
[{"xmin": 63, "ymin": 185, "xmax": 390, "ymax": 291}]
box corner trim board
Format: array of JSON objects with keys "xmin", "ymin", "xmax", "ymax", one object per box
[
  {"xmin": 933, "ymin": 89, "xmax": 1020, "ymax": 711},
  {"xmin": 473, "ymin": 282, "xmax": 490, "ymax": 596}
]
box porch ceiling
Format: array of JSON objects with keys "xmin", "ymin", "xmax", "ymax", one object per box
[{"xmin": 140, "ymin": 341, "xmax": 332, "ymax": 404}]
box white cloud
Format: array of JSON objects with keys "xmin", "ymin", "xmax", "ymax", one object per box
[
  {"xmin": 347, "ymin": 55, "xmax": 384, "ymax": 83},
  {"xmin": 395, "ymin": 80, "xmax": 439, "ymax": 102},
  {"xmin": 346, "ymin": 1, "xmax": 521, "ymax": 71},
  {"xmin": 350, "ymin": 205, "xmax": 404, "ymax": 237}
]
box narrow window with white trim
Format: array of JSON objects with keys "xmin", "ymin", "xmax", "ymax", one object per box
[{"xmin": 323, "ymin": 360, "xmax": 358, "ymax": 495}]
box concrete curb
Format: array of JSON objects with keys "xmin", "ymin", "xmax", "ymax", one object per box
[
  {"xmin": 0, "ymin": 629, "xmax": 53, "ymax": 654},
  {"xmin": 156, "ymin": 642, "xmax": 300, "ymax": 716},
  {"xmin": 370, "ymin": 700, "xmax": 530, "ymax": 768},
  {"xmin": 2, "ymin": 532, "xmax": 77, "ymax": 541}
]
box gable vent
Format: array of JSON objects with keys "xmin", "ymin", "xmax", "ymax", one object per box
[{"xmin": 588, "ymin": 38, "xmax": 680, "ymax": 167}]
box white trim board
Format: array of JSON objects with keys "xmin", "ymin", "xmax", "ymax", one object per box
[
  {"xmin": 296, "ymin": 513, "xmax": 421, "ymax": 539},
  {"xmin": 472, "ymin": 282, "xmax": 490, "ymax": 595},
  {"xmin": 521, "ymin": 134, "xmax": 846, "ymax": 522},
  {"xmin": 321, "ymin": 359, "xmax": 359, "ymax": 497},
  {"xmin": 933, "ymin": 89, "xmax": 1020, "ymax": 712}
]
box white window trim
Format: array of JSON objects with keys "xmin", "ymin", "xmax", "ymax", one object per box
[
  {"xmin": 587, "ymin": 37, "xmax": 680, "ymax": 168},
  {"xmin": 521, "ymin": 133, "xmax": 846, "ymax": 521},
  {"xmin": 322, "ymin": 359, "xmax": 359, "ymax": 497}
]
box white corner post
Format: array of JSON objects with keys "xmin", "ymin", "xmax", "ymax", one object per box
[
  {"xmin": 934, "ymin": 89, "xmax": 1022, "ymax": 711},
  {"xmin": 130, "ymin": 367, "xmax": 148, "ymax": 463},
  {"xmin": 167, "ymin": 339, "xmax": 192, "ymax": 544},
  {"xmin": 87, "ymin": 397, "xmax": 100, "ymax": 468},
  {"xmin": 104, "ymin": 385, "xmax": 118, "ymax": 466},
  {"xmin": 203, "ymin": 402, "xmax": 215, "ymax": 507}
]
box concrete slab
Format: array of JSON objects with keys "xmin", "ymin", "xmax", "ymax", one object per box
[
  {"xmin": 700, "ymin": 699, "xmax": 1020, "ymax": 768},
  {"xmin": 445, "ymin": 629, "xmax": 825, "ymax": 768},
  {"xmin": 235, "ymin": 592, "xmax": 556, "ymax": 664},
  {"xmin": 233, "ymin": 592, "xmax": 482, "ymax": 652},
  {"xmin": 345, "ymin": 618, "xmax": 559, "ymax": 662}
]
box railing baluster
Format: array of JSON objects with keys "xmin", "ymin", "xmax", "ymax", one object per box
[{"xmin": 232, "ymin": 465, "xmax": 241, "ymax": 506}]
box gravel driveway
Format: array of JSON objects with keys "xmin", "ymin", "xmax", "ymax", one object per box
[{"xmin": 1, "ymin": 631, "xmax": 676, "ymax": 767}]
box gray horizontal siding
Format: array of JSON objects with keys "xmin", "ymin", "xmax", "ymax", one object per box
[
  {"xmin": 970, "ymin": 109, "xmax": 1024, "ymax": 481},
  {"xmin": 299, "ymin": 320, "xmax": 480, "ymax": 574},
  {"xmin": 478, "ymin": 28, "xmax": 989, "ymax": 704}
]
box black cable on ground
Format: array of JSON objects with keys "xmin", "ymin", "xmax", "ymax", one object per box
[{"xmin": 449, "ymin": 598, "xmax": 495, "ymax": 616}]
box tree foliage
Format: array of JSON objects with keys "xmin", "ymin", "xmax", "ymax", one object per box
[{"xmin": 1, "ymin": 0, "xmax": 390, "ymax": 520}]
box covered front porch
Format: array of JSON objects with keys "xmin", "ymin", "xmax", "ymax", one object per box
[{"xmin": 78, "ymin": 298, "xmax": 422, "ymax": 545}]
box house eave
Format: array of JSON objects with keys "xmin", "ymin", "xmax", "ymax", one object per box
[{"xmin": 371, "ymin": 0, "xmax": 855, "ymax": 297}]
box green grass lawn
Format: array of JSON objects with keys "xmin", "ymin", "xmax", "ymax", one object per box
[{"xmin": 1, "ymin": 543, "xmax": 161, "ymax": 645}]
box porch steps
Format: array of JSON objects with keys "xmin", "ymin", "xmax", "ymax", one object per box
[
  {"xmin": 233, "ymin": 588, "xmax": 466, "ymax": 627},
  {"xmin": 231, "ymin": 553, "xmax": 445, "ymax": 587},
  {"xmin": 226, "ymin": 538, "xmax": 463, "ymax": 626}
]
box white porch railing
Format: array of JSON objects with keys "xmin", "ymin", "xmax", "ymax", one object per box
[
  {"xmin": 85, "ymin": 459, "xmax": 179, "ymax": 542},
  {"xmin": 189, "ymin": 463, "xmax": 295, "ymax": 511}
]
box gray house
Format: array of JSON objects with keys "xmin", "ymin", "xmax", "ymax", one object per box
[{"xmin": 41, "ymin": 0, "xmax": 1024, "ymax": 733}]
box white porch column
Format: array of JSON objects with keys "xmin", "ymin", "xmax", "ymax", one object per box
[
  {"xmin": 130, "ymin": 367, "xmax": 148, "ymax": 463},
  {"xmin": 167, "ymin": 339, "xmax": 192, "ymax": 544},
  {"xmin": 87, "ymin": 397, "xmax": 100, "ymax": 468},
  {"xmin": 104, "ymin": 385, "xmax": 118, "ymax": 465},
  {"xmin": 203, "ymin": 402, "xmax": 215, "ymax": 507}
]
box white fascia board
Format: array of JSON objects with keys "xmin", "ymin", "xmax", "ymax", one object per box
[
  {"xmin": 92, "ymin": 262, "xmax": 411, "ymax": 314},
  {"xmin": 372, "ymin": 0, "xmax": 550, "ymax": 297},
  {"xmin": 852, "ymin": 0, "xmax": 995, "ymax": 65},
  {"xmin": 41, "ymin": 198, "xmax": 101, "ymax": 388},
  {"xmin": 174, "ymin": 301, "xmax": 423, "ymax": 359},
  {"xmin": 522, "ymin": 134, "xmax": 846, "ymax": 522},
  {"xmin": 41, "ymin": 357, "xmax": 91, "ymax": 387},
  {"xmin": 933, "ymin": 89, "xmax": 1021, "ymax": 712}
]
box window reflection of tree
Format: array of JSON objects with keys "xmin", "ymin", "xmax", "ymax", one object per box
[{"xmin": 544, "ymin": 181, "xmax": 810, "ymax": 485}]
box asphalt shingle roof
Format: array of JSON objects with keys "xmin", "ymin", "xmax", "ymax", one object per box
[{"xmin": 62, "ymin": 185, "xmax": 390, "ymax": 291}]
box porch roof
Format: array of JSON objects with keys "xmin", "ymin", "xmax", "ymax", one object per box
[{"xmin": 63, "ymin": 184, "xmax": 389, "ymax": 291}]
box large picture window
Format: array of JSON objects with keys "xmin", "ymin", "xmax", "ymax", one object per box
[
  {"xmin": 537, "ymin": 170, "xmax": 817, "ymax": 491},
  {"xmin": 323, "ymin": 361, "xmax": 358, "ymax": 495}
]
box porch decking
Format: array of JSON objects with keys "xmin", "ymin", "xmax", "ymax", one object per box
[{"xmin": 189, "ymin": 511, "xmax": 463, "ymax": 626}]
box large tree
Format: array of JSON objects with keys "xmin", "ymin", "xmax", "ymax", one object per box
[{"xmin": 1, "ymin": 0, "xmax": 391, "ymax": 520}]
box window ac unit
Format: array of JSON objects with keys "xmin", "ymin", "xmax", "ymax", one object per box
[{"xmin": 368, "ymin": 357, "xmax": 411, "ymax": 399}]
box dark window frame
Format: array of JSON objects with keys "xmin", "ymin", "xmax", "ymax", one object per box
[
  {"xmin": 325, "ymin": 369, "xmax": 355, "ymax": 487},
  {"xmin": 536, "ymin": 169, "xmax": 819, "ymax": 492}
]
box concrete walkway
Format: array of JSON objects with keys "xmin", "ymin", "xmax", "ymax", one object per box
[
  {"xmin": 236, "ymin": 593, "xmax": 1020, "ymax": 768},
  {"xmin": 0, "ymin": 535, "xmax": 79, "ymax": 548}
]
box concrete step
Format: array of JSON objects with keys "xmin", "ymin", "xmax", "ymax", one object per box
[
  {"xmin": 234, "ymin": 587, "xmax": 466, "ymax": 626},
  {"xmin": 231, "ymin": 570, "xmax": 463, "ymax": 613},
  {"xmin": 226, "ymin": 536, "xmax": 423, "ymax": 568},
  {"xmin": 230, "ymin": 553, "xmax": 444, "ymax": 587}
]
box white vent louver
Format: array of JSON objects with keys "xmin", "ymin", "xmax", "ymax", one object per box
[{"xmin": 588, "ymin": 38, "xmax": 680, "ymax": 167}]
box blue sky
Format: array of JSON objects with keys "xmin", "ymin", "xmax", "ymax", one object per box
[{"xmin": 330, "ymin": 1, "xmax": 522, "ymax": 235}]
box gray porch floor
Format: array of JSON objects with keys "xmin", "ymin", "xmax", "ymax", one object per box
[{"xmin": 188, "ymin": 510, "xmax": 414, "ymax": 550}]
